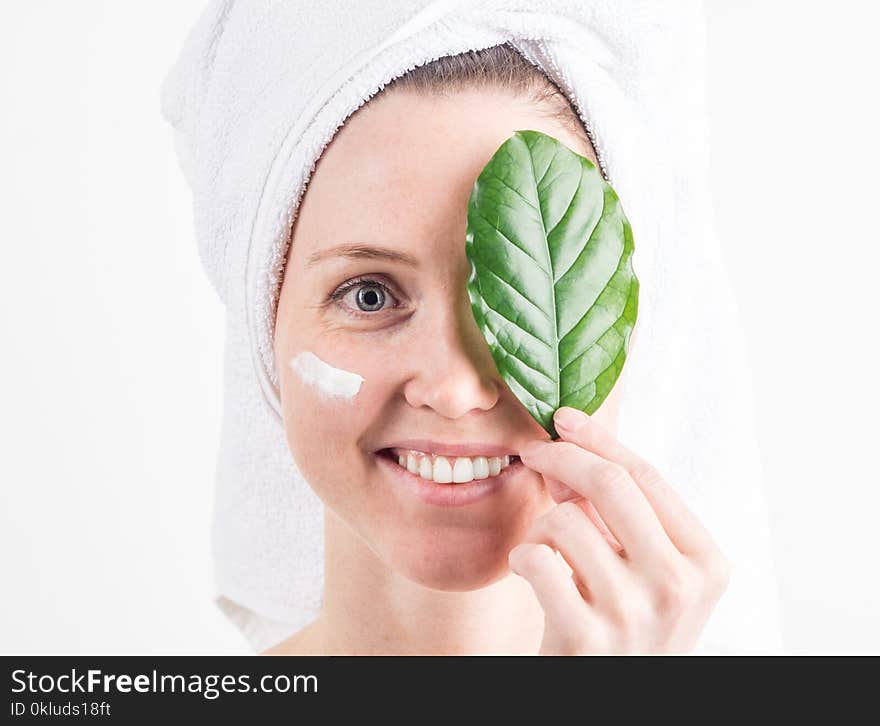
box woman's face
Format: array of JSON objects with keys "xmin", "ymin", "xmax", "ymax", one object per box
[{"xmin": 274, "ymin": 87, "xmax": 623, "ymax": 590}]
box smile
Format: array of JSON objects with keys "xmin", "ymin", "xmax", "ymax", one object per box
[
  {"xmin": 375, "ymin": 447, "xmax": 525, "ymax": 508},
  {"xmin": 385, "ymin": 447, "xmax": 520, "ymax": 484}
]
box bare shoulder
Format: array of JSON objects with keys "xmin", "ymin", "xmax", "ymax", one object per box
[{"xmin": 260, "ymin": 618, "xmax": 324, "ymax": 656}]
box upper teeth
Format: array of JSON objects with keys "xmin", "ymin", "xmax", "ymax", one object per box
[{"xmin": 391, "ymin": 448, "xmax": 513, "ymax": 484}]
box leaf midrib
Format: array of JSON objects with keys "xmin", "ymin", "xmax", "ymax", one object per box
[{"xmin": 524, "ymin": 133, "xmax": 560, "ymax": 409}]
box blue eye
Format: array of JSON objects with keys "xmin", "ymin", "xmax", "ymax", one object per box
[
  {"xmin": 353, "ymin": 283, "xmax": 386, "ymax": 311},
  {"xmin": 330, "ymin": 277, "xmax": 400, "ymax": 317}
]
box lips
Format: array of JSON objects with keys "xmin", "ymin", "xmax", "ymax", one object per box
[{"xmin": 374, "ymin": 448, "xmax": 525, "ymax": 507}]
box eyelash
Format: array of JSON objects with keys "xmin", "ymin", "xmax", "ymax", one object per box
[{"xmin": 328, "ymin": 276, "xmax": 401, "ymax": 318}]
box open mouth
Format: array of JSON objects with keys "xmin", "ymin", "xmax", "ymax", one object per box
[{"xmin": 376, "ymin": 448, "xmax": 522, "ymax": 485}]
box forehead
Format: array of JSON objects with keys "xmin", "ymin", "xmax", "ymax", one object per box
[{"xmin": 288, "ymin": 89, "xmax": 592, "ymax": 262}]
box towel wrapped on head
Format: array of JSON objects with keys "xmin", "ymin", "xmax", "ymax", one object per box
[{"xmin": 160, "ymin": 0, "xmax": 784, "ymax": 654}]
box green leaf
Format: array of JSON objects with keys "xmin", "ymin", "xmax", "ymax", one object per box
[{"xmin": 465, "ymin": 130, "xmax": 639, "ymax": 439}]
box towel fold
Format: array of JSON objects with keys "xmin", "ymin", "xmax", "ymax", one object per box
[{"xmin": 160, "ymin": 0, "xmax": 784, "ymax": 654}]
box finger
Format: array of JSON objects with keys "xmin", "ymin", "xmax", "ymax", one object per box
[
  {"xmin": 582, "ymin": 498, "xmax": 625, "ymax": 553},
  {"xmin": 508, "ymin": 543, "xmax": 591, "ymax": 627},
  {"xmin": 542, "ymin": 477, "xmax": 624, "ymax": 553},
  {"xmin": 542, "ymin": 474, "xmax": 577, "ymax": 503},
  {"xmin": 519, "ymin": 439, "xmax": 679, "ymax": 569},
  {"xmin": 525, "ymin": 500, "xmax": 631, "ymax": 611},
  {"xmin": 553, "ymin": 406, "xmax": 721, "ymax": 560}
]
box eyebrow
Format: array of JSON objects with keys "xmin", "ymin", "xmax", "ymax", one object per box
[{"xmin": 306, "ymin": 243, "xmax": 421, "ymax": 269}]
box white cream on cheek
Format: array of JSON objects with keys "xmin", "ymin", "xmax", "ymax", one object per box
[{"xmin": 289, "ymin": 350, "xmax": 364, "ymax": 401}]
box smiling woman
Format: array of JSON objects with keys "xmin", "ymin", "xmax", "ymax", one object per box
[
  {"xmin": 268, "ymin": 47, "xmax": 674, "ymax": 655},
  {"xmin": 269, "ymin": 52, "xmax": 619, "ymax": 653},
  {"xmin": 162, "ymin": 0, "xmax": 784, "ymax": 657}
]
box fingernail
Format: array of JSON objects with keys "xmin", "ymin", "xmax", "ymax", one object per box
[
  {"xmin": 554, "ymin": 406, "xmax": 585, "ymax": 431},
  {"xmin": 508, "ymin": 543, "xmax": 537, "ymax": 575},
  {"xmin": 508, "ymin": 543, "xmax": 528, "ymax": 571}
]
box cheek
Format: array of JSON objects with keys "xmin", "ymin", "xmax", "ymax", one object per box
[
  {"xmin": 278, "ymin": 347, "xmax": 393, "ymax": 499},
  {"xmin": 282, "ymin": 346, "xmax": 397, "ymax": 425}
]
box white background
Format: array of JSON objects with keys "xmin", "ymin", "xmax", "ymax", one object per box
[{"xmin": 1, "ymin": 1, "xmax": 877, "ymax": 654}]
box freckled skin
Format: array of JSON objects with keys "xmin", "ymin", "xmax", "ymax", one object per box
[{"xmin": 270, "ymin": 88, "xmax": 630, "ymax": 650}]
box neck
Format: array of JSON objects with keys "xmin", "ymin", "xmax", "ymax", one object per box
[{"xmin": 316, "ymin": 506, "xmax": 545, "ymax": 655}]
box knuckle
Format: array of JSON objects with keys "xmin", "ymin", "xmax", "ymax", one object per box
[
  {"xmin": 551, "ymin": 500, "xmax": 586, "ymax": 528},
  {"xmin": 533, "ymin": 501, "xmax": 584, "ymax": 541},
  {"xmin": 599, "ymin": 580, "xmax": 647, "ymax": 631},
  {"xmin": 609, "ymin": 598, "xmax": 654, "ymax": 634},
  {"xmin": 652, "ymin": 563, "xmax": 695, "ymax": 616},
  {"xmin": 631, "ymin": 460, "xmax": 664, "ymax": 490},
  {"xmin": 556, "ymin": 441, "xmax": 588, "ymax": 474},
  {"xmin": 654, "ymin": 578, "xmax": 688, "ymax": 616},
  {"xmin": 604, "ymin": 601, "xmax": 629, "ymax": 629},
  {"xmin": 556, "ymin": 440, "xmax": 583, "ymax": 459},
  {"xmin": 592, "ymin": 462, "xmax": 634, "ymax": 499}
]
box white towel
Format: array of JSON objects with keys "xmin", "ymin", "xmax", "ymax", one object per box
[{"xmin": 160, "ymin": 0, "xmax": 784, "ymax": 654}]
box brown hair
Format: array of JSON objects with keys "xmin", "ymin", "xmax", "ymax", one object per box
[{"xmin": 377, "ymin": 42, "xmax": 598, "ymax": 165}]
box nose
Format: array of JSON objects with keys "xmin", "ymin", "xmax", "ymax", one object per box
[{"xmin": 403, "ymin": 301, "xmax": 501, "ymax": 418}]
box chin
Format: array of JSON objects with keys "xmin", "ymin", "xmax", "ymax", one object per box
[{"xmin": 385, "ymin": 525, "xmax": 524, "ymax": 592}]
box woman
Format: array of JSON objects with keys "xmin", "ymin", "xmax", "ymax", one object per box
[{"xmin": 161, "ymin": 1, "xmax": 783, "ymax": 655}]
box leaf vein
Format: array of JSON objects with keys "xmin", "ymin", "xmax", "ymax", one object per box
[
  {"xmin": 565, "ymin": 351, "xmax": 623, "ymax": 402},
  {"xmin": 544, "ymin": 176, "xmax": 582, "ymax": 241},
  {"xmin": 491, "ymin": 333, "xmax": 557, "ymax": 386},
  {"xmin": 472, "ymin": 255, "xmax": 552, "ymax": 325},
  {"xmin": 492, "ymin": 176, "xmax": 539, "ymax": 213},
  {"xmin": 479, "ymin": 299, "xmax": 554, "ymax": 353},
  {"xmin": 558, "ymin": 303, "xmax": 633, "ymax": 378},
  {"xmin": 553, "ymin": 182, "xmax": 607, "ymax": 284},
  {"xmin": 471, "ymin": 209, "xmax": 548, "ymax": 274}
]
